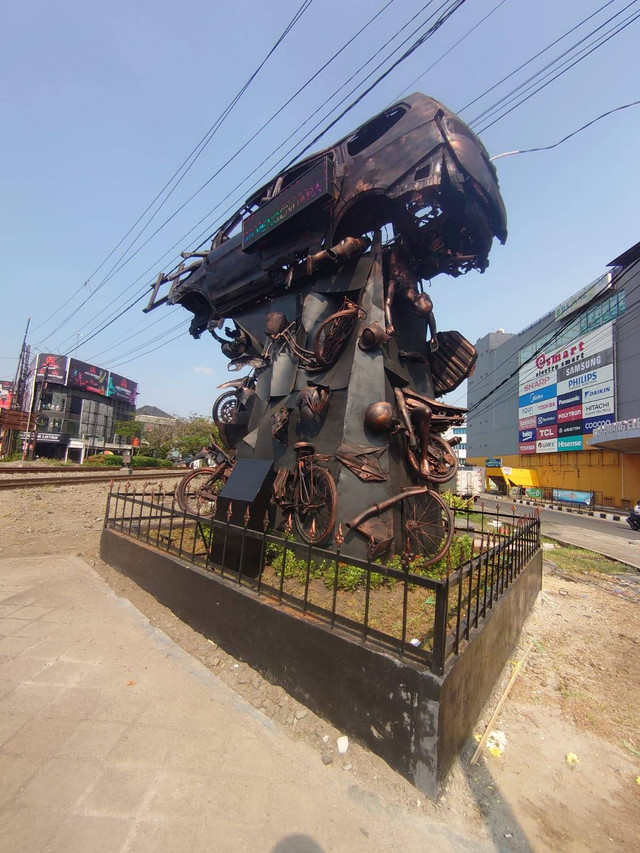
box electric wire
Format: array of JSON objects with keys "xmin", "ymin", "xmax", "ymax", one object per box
[
  {"xmin": 472, "ymin": 5, "xmax": 640, "ymax": 132},
  {"xmin": 90, "ymin": 319, "xmax": 187, "ymax": 366},
  {"xmin": 458, "ymin": 0, "xmax": 620, "ymax": 114},
  {"xmin": 39, "ymin": 1, "xmax": 638, "ymax": 369},
  {"xmin": 86, "ymin": 308, "xmax": 182, "ymax": 363},
  {"xmin": 35, "ymin": 0, "xmax": 416, "ymax": 352},
  {"xmin": 282, "ymin": 0, "xmax": 468, "ymax": 169},
  {"xmin": 42, "ymin": 0, "xmax": 465, "ymax": 358},
  {"xmin": 34, "ymin": 0, "xmax": 315, "ymax": 345},
  {"xmin": 391, "ymin": 0, "xmax": 511, "ymax": 102},
  {"xmin": 490, "ymin": 100, "xmax": 640, "ymax": 159},
  {"xmin": 466, "ymin": 260, "xmax": 640, "ymax": 416},
  {"xmin": 471, "ymin": 0, "xmax": 639, "ymax": 126}
]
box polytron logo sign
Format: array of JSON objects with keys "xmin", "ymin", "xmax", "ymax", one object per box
[{"xmin": 518, "ymin": 322, "xmax": 615, "ymax": 454}]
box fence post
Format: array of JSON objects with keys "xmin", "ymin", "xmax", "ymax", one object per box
[
  {"xmin": 432, "ymin": 573, "xmax": 449, "ymax": 676},
  {"xmin": 104, "ymin": 481, "xmax": 114, "ymax": 529}
]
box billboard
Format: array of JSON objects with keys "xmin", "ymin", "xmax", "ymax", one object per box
[
  {"xmin": 67, "ymin": 358, "xmax": 108, "ymax": 396},
  {"xmin": 36, "ymin": 354, "xmax": 68, "ymax": 384},
  {"xmin": 517, "ymin": 323, "xmax": 615, "ymax": 454},
  {"xmin": 107, "ymin": 372, "xmax": 138, "ymax": 405},
  {"xmin": 0, "ymin": 380, "xmax": 12, "ymax": 409}
]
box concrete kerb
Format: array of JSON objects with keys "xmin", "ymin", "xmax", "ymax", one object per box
[{"xmin": 483, "ymin": 494, "xmax": 629, "ymax": 524}]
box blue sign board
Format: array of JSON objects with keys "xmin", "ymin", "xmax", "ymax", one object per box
[
  {"xmin": 552, "ymin": 488, "xmax": 593, "ymax": 506},
  {"xmin": 518, "ymin": 383, "xmax": 557, "ymax": 409}
]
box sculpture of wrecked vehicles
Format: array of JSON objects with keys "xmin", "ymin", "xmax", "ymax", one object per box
[{"xmin": 146, "ymin": 92, "xmax": 507, "ymax": 336}]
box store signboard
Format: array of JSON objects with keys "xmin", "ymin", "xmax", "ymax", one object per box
[
  {"xmin": 485, "ymin": 458, "xmax": 502, "ymax": 468},
  {"xmin": 108, "ymin": 372, "xmax": 138, "ymax": 404},
  {"xmin": 553, "ymin": 488, "xmax": 593, "ymax": 506},
  {"xmin": 67, "ymin": 359, "xmax": 108, "ymax": 396},
  {"xmin": 517, "ymin": 323, "xmax": 614, "ymax": 453},
  {"xmin": 36, "ymin": 354, "xmax": 68, "ymax": 384},
  {"xmin": 554, "ymin": 273, "xmax": 610, "ymax": 321},
  {"xmin": 0, "ymin": 380, "xmax": 12, "ymax": 409}
]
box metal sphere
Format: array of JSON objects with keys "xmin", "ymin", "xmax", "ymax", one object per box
[{"xmin": 364, "ymin": 401, "xmax": 397, "ymax": 433}]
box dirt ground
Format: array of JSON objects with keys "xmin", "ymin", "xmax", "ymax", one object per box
[{"xmin": 1, "ymin": 477, "xmax": 639, "ymax": 851}]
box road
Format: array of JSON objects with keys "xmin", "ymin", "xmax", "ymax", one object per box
[
  {"xmin": 478, "ymin": 495, "xmax": 632, "ymax": 538},
  {"xmin": 476, "ymin": 494, "xmax": 640, "ymax": 569}
]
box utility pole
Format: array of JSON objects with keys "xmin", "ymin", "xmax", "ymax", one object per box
[
  {"xmin": 26, "ymin": 365, "xmax": 48, "ymax": 461},
  {"xmin": 0, "ymin": 318, "xmax": 31, "ymax": 457}
]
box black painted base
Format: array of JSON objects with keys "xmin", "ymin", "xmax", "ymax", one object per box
[{"xmin": 100, "ymin": 528, "xmax": 542, "ymax": 797}]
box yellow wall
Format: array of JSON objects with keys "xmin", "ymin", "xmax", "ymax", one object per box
[{"xmin": 467, "ymin": 449, "xmax": 640, "ymax": 508}]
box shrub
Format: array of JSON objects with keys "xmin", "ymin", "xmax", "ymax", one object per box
[
  {"xmin": 441, "ymin": 490, "xmax": 473, "ymax": 513},
  {"xmin": 83, "ymin": 454, "xmax": 123, "ymax": 466},
  {"xmin": 130, "ymin": 455, "xmax": 173, "ymax": 468}
]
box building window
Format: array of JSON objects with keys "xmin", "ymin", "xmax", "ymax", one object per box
[{"xmin": 519, "ymin": 289, "xmax": 625, "ymax": 364}]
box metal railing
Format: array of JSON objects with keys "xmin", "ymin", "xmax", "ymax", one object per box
[{"xmin": 104, "ymin": 484, "xmax": 540, "ymax": 675}]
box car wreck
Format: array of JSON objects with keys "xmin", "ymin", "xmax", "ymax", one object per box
[{"xmin": 145, "ymin": 92, "xmax": 506, "ymax": 337}]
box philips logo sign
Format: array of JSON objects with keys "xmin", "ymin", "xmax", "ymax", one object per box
[{"xmin": 568, "ymin": 372, "xmax": 597, "ymax": 388}]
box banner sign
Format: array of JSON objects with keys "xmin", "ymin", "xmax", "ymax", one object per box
[
  {"xmin": 552, "ymin": 488, "xmax": 593, "ymax": 506},
  {"xmin": 0, "ymin": 380, "xmax": 12, "ymax": 409},
  {"xmin": 67, "ymin": 359, "xmax": 108, "ymax": 396},
  {"xmin": 107, "ymin": 373, "xmax": 138, "ymax": 404},
  {"xmin": 36, "ymin": 354, "xmax": 68, "ymax": 384},
  {"xmin": 554, "ymin": 273, "xmax": 610, "ymax": 321},
  {"xmin": 242, "ymin": 157, "xmax": 332, "ymax": 251},
  {"xmin": 517, "ymin": 323, "xmax": 615, "ymax": 454}
]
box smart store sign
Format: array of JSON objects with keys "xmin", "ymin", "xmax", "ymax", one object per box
[{"xmin": 518, "ymin": 323, "xmax": 615, "ymax": 454}]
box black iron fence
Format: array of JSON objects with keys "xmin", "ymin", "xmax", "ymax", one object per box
[{"xmin": 104, "ymin": 483, "xmax": 540, "ymax": 675}]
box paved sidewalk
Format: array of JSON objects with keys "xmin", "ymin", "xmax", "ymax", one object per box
[
  {"xmin": 0, "ymin": 555, "xmax": 487, "ymax": 853},
  {"xmin": 540, "ymin": 520, "xmax": 640, "ymax": 570}
]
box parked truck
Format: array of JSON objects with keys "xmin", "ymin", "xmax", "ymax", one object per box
[{"xmin": 454, "ymin": 466, "xmax": 483, "ymax": 499}]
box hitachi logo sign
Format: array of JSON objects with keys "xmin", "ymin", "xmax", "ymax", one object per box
[{"xmin": 536, "ymin": 340, "xmax": 585, "ymax": 370}]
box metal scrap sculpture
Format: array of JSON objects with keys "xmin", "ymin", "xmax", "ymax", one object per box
[{"xmin": 147, "ymin": 93, "xmax": 507, "ymax": 563}]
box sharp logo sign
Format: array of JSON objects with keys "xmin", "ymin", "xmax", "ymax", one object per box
[{"xmin": 517, "ymin": 323, "xmax": 615, "ymax": 454}]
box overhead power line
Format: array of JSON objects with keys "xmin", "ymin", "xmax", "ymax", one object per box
[
  {"xmin": 41, "ymin": 1, "xmax": 638, "ymax": 372},
  {"xmin": 34, "ymin": 0, "xmax": 315, "ymax": 345},
  {"xmin": 471, "ymin": 2, "xmax": 640, "ymax": 132},
  {"xmin": 458, "ymin": 0, "xmax": 620, "ymax": 114},
  {"xmin": 490, "ymin": 100, "xmax": 640, "ymax": 160},
  {"xmin": 41, "ymin": 0, "xmax": 464, "ymax": 359},
  {"xmin": 467, "ymin": 259, "xmax": 640, "ymax": 415}
]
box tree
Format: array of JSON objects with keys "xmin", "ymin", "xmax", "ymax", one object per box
[
  {"xmin": 143, "ymin": 416, "xmax": 219, "ymax": 459},
  {"xmin": 114, "ymin": 420, "xmax": 143, "ymax": 440}
]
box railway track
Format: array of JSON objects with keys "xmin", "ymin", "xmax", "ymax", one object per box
[{"xmin": 0, "ymin": 469, "xmax": 184, "ymax": 490}]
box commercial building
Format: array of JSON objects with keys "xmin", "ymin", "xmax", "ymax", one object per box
[
  {"xmin": 136, "ymin": 405, "xmax": 177, "ymax": 434},
  {"xmin": 23, "ymin": 354, "xmax": 138, "ymax": 462},
  {"xmin": 467, "ymin": 241, "xmax": 640, "ymax": 508}
]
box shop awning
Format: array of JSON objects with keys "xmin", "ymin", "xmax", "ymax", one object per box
[{"xmin": 501, "ymin": 467, "xmax": 540, "ymax": 488}]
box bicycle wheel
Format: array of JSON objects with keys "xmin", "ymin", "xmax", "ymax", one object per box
[
  {"xmin": 176, "ymin": 465, "xmax": 226, "ymax": 516},
  {"xmin": 426, "ymin": 434, "xmax": 458, "ymax": 483},
  {"xmin": 313, "ymin": 309, "xmax": 359, "ymax": 367},
  {"xmin": 401, "ymin": 489, "xmax": 454, "ymax": 565},
  {"xmin": 212, "ymin": 390, "xmax": 238, "ymax": 425},
  {"xmin": 293, "ymin": 465, "xmax": 337, "ymax": 546},
  {"xmin": 407, "ymin": 433, "xmax": 459, "ymax": 484}
]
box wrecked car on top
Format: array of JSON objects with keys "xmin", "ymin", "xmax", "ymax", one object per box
[{"xmin": 146, "ymin": 92, "xmax": 507, "ymax": 337}]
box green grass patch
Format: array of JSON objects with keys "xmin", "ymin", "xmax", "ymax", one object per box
[{"xmin": 542, "ymin": 538, "xmax": 630, "ymax": 575}]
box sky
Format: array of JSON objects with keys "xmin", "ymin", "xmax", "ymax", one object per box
[{"xmin": 1, "ymin": 0, "xmax": 639, "ymax": 417}]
